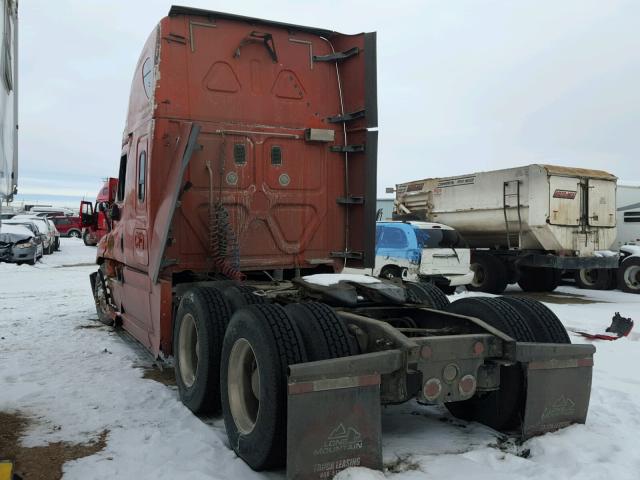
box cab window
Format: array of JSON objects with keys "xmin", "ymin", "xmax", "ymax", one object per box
[
  {"xmin": 378, "ymin": 227, "xmax": 408, "ymax": 249},
  {"xmin": 117, "ymin": 154, "xmax": 127, "ymax": 201}
]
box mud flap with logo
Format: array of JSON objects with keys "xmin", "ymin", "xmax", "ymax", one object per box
[
  {"xmin": 515, "ymin": 342, "xmax": 596, "ymax": 439},
  {"xmin": 286, "ymin": 371, "xmax": 383, "ymax": 479}
]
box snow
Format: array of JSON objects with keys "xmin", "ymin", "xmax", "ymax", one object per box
[
  {"xmin": 302, "ymin": 273, "xmax": 381, "ymax": 286},
  {"xmin": 1, "ymin": 240, "xmax": 640, "ymax": 479},
  {"xmin": 0, "ymin": 224, "xmax": 33, "ymax": 236}
]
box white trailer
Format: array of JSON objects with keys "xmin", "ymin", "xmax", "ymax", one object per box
[
  {"xmin": 394, "ymin": 164, "xmax": 618, "ymax": 293},
  {"xmin": 614, "ymin": 183, "xmax": 640, "ymax": 247},
  {"xmin": 0, "ymin": 0, "xmax": 18, "ymax": 211}
]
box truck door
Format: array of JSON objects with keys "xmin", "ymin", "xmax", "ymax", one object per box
[
  {"xmin": 79, "ymin": 201, "xmax": 94, "ymax": 228},
  {"xmin": 587, "ymin": 179, "xmax": 616, "ymax": 227},
  {"xmin": 548, "ymin": 176, "xmax": 581, "ymax": 226}
]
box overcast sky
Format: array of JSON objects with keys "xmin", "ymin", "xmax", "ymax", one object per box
[{"xmin": 18, "ymin": 0, "xmax": 640, "ymax": 199}]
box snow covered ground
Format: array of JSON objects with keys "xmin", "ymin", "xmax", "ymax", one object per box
[{"xmin": 1, "ymin": 239, "xmax": 639, "ymax": 479}]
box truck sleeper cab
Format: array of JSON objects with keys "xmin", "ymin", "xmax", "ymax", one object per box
[
  {"xmin": 374, "ymin": 221, "xmax": 473, "ymax": 293},
  {"xmin": 89, "ymin": 7, "xmax": 596, "ymax": 478}
]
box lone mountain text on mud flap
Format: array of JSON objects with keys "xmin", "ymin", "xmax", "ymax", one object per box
[{"xmin": 89, "ymin": 6, "xmax": 596, "ymax": 479}]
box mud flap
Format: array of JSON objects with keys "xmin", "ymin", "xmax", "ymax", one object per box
[
  {"xmin": 287, "ymin": 354, "xmax": 392, "ymax": 479},
  {"xmin": 515, "ymin": 342, "xmax": 595, "ymax": 439}
]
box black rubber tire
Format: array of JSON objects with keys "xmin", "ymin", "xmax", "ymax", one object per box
[
  {"xmin": 93, "ymin": 267, "xmax": 115, "ymax": 326},
  {"xmin": 499, "ymin": 296, "xmax": 570, "ymax": 344},
  {"xmin": 517, "ymin": 267, "xmax": 559, "ymax": 292},
  {"xmin": 285, "ymin": 302, "xmax": 357, "ymax": 361},
  {"xmin": 68, "ymin": 229, "xmax": 81, "ymax": 238},
  {"xmin": 174, "ymin": 286, "xmax": 232, "ymax": 414},
  {"xmin": 617, "ymin": 257, "xmax": 640, "ymax": 294},
  {"xmin": 380, "ymin": 265, "xmax": 403, "ymax": 280},
  {"xmin": 223, "ymin": 285, "xmax": 267, "ymax": 312},
  {"xmin": 467, "ymin": 252, "xmax": 508, "ymax": 294},
  {"xmin": 405, "ymin": 282, "xmax": 451, "ymax": 310},
  {"xmin": 83, "ymin": 230, "xmax": 96, "ymax": 246},
  {"xmin": 221, "ymin": 304, "xmax": 307, "ymax": 470},
  {"xmin": 574, "ymin": 268, "xmax": 611, "ymax": 290},
  {"xmin": 445, "ymin": 297, "xmax": 535, "ymax": 431}
]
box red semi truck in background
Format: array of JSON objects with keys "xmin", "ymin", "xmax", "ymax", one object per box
[
  {"xmin": 89, "ymin": 7, "xmax": 595, "ymax": 478},
  {"xmin": 80, "ymin": 177, "xmax": 117, "ymax": 246}
]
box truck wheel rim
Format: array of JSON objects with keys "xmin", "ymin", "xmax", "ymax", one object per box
[
  {"xmin": 624, "ymin": 265, "xmax": 640, "ymax": 290},
  {"xmin": 470, "ymin": 263, "xmax": 484, "ymax": 287},
  {"xmin": 178, "ymin": 313, "xmax": 199, "ymax": 388},
  {"xmin": 228, "ymin": 338, "xmax": 260, "ymax": 434},
  {"xmin": 579, "ymin": 269, "xmax": 597, "ymax": 287}
]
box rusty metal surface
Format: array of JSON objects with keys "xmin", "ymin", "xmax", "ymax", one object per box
[{"xmin": 541, "ymin": 164, "xmax": 617, "ymax": 180}]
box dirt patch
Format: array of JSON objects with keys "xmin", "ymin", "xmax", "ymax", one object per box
[
  {"xmin": 0, "ymin": 411, "xmax": 108, "ymax": 480},
  {"xmin": 384, "ymin": 454, "xmax": 421, "ymax": 474},
  {"xmin": 143, "ymin": 364, "xmax": 176, "ymax": 386},
  {"xmin": 502, "ymin": 290, "xmax": 602, "ymax": 305},
  {"xmin": 74, "ymin": 324, "xmax": 109, "ymax": 330}
]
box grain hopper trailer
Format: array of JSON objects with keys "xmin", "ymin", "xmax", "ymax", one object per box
[
  {"xmin": 394, "ymin": 164, "xmax": 619, "ymax": 293},
  {"xmin": 89, "ymin": 7, "xmax": 595, "ymax": 478}
]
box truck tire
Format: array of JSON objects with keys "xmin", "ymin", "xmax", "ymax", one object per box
[
  {"xmin": 174, "ymin": 286, "xmax": 232, "ymax": 414},
  {"xmin": 83, "ymin": 230, "xmax": 96, "ymax": 246},
  {"xmin": 380, "ymin": 265, "xmax": 403, "ymax": 280},
  {"xmin": 221, "ymin": 304, "xmax": 307, "ymax": 470},
  {"xmin": 223, "ymin": 285, "xmax": 267, "ymax": 312},
  {"xmin": 68, "ymin": 229, "xmax": 81, "ymax": 238},
  {"xmin": 445, "ymin": 297, "xmax": 535, "ymax": 431},
  {"xmin": 618, "ymin": 257, "xmax": 640, "ymax": 294},
  {"xmin": 93, "ymin": 267, "xmax": 115, "ymax": 326},
  {"xmin": 467, "ymin": 252, "xmax": 508, "ymax": 294},
  {"xmin": 517, "ymin": 267, "xmax": 559, "ymax": 292},
  {"xmin": 574, "ymin": 268, "xmax": 612, "ymax": 290},
  {"xmin": 499, "ymin": 296, "xmax": 570, "ymax": 344},
  {"xmin": 285, "ymin": 302, "xmax": 357, "ymax": 361},
  {"xmin": 405, "ymin": 282, "xmax": 450, "ymax": 310}
]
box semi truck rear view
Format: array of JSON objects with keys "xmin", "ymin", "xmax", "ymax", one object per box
[
  {"xmin": 90, "ymin": 7, "xmax": 596, "ymax": 478},
  {"xmin": 394, "ymin": 164, "xmax": 618, "ymax": 293}
]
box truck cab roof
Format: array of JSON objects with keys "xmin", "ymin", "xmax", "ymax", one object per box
[{"xmin": 377, "ymin": 220, "xmax": 456, "ymax": 231}]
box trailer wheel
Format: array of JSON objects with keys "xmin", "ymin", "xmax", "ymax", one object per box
[
  {"xmin": 174, "ymin": 286, "xmax": 232, "ymax": 414},
  {"xmin": 618, "ymin": 257, "xmax": 640, "ymax": 294},
  {"xmin": 467, "ymin": 253, "xmax": 508, "ymax": 294},
  {"xmin": 221, "ymin": 304, "xmax": 307, "ymax": 470},
  {"xmin": 499, "ymin": 296, "xmax": 570, "ymax": 343},
  {"xmin": 574, "ymin": 268, "xmax": 612, "ymax": 290},
  {"xmin": 68, "ymin": 229, "xmax": 81, "ymax": 238},
  {"xmin": 405, "ymin": 282, "xmax": 450, "ymax": 310},
  {"xmin": 223, "ymin": 285, "xmax": 268, "ymax": 312},
  {"xmin": 517, "ymin": 267, "xmax": 559, "ymax": 292},
  {"xmin": 445, "ymin": 297, "xmax": 535, "ymax": 431},
  {"xmin": 285, "ymin": 302, "xmax": 357, "ymax": 361},
  {"xmin": 93, "ymin": 267, "xmax": 115, "ymax": 326}
]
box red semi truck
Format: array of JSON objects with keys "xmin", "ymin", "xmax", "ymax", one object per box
[
  {"xmin": 90, "ymin": 7, "xmax": 595, "ymax": 478},
  {"xmin": 80, "ymin": 177, "xmax": 118, "ymax": 246}
]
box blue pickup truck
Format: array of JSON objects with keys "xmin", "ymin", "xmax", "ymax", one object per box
[{"xmin": 374, "ymin": 221, "xmax": 473, "ymax": 294}]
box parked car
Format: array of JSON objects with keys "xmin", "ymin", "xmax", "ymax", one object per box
[
  {"xmin": 10, "ymin": 215, "xmax": 58, "ymax": 254},
  {"xmin": 0, "ymin": 223, "xmax": 43, "ymax": 265},
  {"xmin": 1, "ymin": 219, "xmax": 51, "ymax": 256},
  {"xmin": 29, "ymin": 206, "xmax": 76, "ymax": 216},
  {"xmin": 374, "ymin": 221, "xmax": 474, "ymax": 294},
  {"xmin": 50, "ymin": 215, "xmax": 82, "ymax": 238}
]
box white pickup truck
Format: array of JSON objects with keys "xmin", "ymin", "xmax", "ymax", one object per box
[{"xmin": 373, "ymin": 221, "xmax": 474, "ymax": 294}]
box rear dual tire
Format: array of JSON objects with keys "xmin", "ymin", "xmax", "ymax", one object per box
[
  {"xmin": 467, "ymin": 253, "xmax": 508, "ymax": 294},
  {"xmin": 617, "ymin": 257, "xmax": 640, "ymax": 294},
  {"xmin": 445, "ymin": 296, "xmax": 569, "ymax": 431},
  {"xmin": 574, "ymin": 268, "xmax": 615, "ymax": 290}
]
